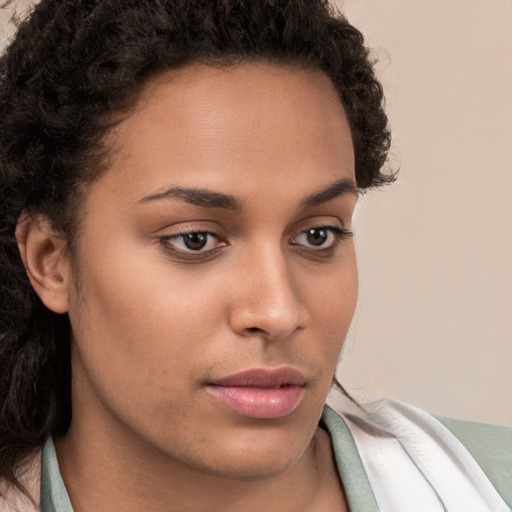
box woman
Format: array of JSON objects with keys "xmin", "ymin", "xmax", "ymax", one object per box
[{"xmin": 0, "ymin": 1, "xmax": 510, "ymax": 511}]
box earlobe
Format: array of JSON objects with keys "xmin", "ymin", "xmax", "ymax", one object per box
[{"xmin": 15, "ymin": 213, "xmax": 71, "ymax": 314}]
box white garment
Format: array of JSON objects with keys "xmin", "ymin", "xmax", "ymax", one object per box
[{"xmin": 326, "ymin": 390, "xmax": 510, "ymax": 512}]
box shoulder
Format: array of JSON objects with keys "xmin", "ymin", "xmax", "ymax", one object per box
[
  {"xmin": 436, "ymin": 415, "xmax": 512, "ymax": 507},
  {"xmin": 0, "ymin": 450, "xmax": 41, "ymax": 512}
]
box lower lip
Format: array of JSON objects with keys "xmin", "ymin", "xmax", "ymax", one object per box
[{"xmin": 207, "ymin": 385, "xmax": 305, "ymax": 419}]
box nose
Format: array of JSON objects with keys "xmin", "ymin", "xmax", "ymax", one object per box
[{"xmin": 228, "ymin": 246, "xmax": 310, "ymax": 341}]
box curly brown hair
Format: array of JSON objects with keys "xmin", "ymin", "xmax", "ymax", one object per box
[{"xmin": 0, "ymin": 0, "xmax": 392, "ymax": 490}]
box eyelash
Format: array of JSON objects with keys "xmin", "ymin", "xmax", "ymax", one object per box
[{"xmin": 158, "ymin": 226, "xmax": 353, "ymax": 259}]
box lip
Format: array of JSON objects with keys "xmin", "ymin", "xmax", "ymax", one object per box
[
  {"xmin": 207, "ymin": 368, "xmax": 306, "ymax": 419},
  {"xmin": 210, "ymin": 367, "xmax": 306, "ymax": 387}
]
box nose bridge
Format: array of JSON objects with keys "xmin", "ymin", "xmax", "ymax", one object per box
[{"xmin": 229, "ymin": 240, "xmax": 308, "ymax": 340}]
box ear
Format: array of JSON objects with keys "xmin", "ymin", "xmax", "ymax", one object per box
[{"xmin": 15, "ymin": 213, "xmax": 71, "ymax": 314}]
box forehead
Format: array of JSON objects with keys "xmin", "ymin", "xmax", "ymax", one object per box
[{"xmin": 89, "ymin": 62, "xmax": 355, "ymax": 208}]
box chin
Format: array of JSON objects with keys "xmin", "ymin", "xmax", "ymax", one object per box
[
  {"xmin": 185, "ymin": 426, "xmax": 313, "ymax": 482},
  {"xmin": 200, "ymin": 450, "xmax": 301, "ymax": 482}
]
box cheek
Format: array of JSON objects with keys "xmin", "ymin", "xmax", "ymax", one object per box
[
  {"xmin": 67, "ymin": 232, "xmax": 246, "ymax": 393},
  {"xmin": 67, "ymin": 242, "xmax": 211, "ymax": 403},
  {"xmin": 287, "ymin": 246, "xmax": 358, "ymax": 390},
  {"xmin": 67, "ymin": 261, "xmax": 225, "ymax": 447},
  {"xmin": 305, "ymin": 247, "xmax": 358, "ymax": 337}
]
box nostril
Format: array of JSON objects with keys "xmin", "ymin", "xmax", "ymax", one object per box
[{"xmin": 247, "ymin": 327, "xmax": 265, "ymax": 334}]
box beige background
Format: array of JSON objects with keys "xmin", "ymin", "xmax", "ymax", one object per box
[
  {"xmin": 337, "ymin": 0, "xmax": 512, "ymax": 426},
  {"xmin": 2, "ymin": 1, "xmax": 511, "ymax": 426}
]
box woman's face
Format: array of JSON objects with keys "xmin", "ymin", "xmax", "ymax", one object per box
[{"xmin": 65, "ymin": 63, "xmax": 358, "ymax": 479}]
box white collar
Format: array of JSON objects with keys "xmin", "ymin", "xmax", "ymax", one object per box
[{"xmin": 326, "ymin": 391, "xmax": 509, "ymax": 512}]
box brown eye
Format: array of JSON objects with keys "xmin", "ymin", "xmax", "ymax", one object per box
[
  {"xmin": 160, "ymin": 231, "xmax": 225, "ymax": 254},
  {"xmin": 290, "ymin": 226, "xmax": 352, "ymax": 251},
  {"xmin": 306, "ymin": 228, "xmax": 329, "ymax": 246},
  {"xmin": 183, "ymin": 232, "xmax": 208, "ymax": 250}
]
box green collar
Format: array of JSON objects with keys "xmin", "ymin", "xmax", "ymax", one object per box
[
  {"xmin": 40, "ymin": 438, "xmax": 74, "ymax": 512},
  {"xmin": 321, "ymin": 405, "xmax": 379, "ymax": 512}
]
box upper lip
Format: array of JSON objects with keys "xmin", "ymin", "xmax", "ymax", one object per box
[{"xmin": 210, "ymin": 367, "xmax": 306, "ymax": 388}]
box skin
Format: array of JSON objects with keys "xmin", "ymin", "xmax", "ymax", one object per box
[{"xmin": 19, "ymin": 63, "xmax": 358, "ymax": 511}]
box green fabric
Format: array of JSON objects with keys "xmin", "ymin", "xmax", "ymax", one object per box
[
  {"xmin": 40, "ymin": 438, "xmax": 73, "ymax": 512},
  {"xmin": 321, "ymin": 405, "xmax": 380, "ymax": 512},
  {"xmin": 436, "ymin": 416, "xmax": 512, "ymax": 509}
]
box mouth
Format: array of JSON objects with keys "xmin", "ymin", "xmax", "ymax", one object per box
[{"xmin": 206, "ymin": 368, "xmax": 306, "ymax": 419}]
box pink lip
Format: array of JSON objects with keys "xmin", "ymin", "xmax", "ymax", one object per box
[{"xmin": 207, "ymin": 368, "xmax": 306, "ymax": 419}]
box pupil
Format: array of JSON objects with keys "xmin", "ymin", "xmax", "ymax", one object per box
[
  {"xmin": 184, "ymin": 233, "xmax": 208, "ymax": 250},
  {"xmin": 307, "ymin": 228, "xmax": 328, "ymax": 246}
]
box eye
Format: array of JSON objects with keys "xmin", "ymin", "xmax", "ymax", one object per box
[
  {"xmin": 160, "ymin": 231, "xmax": 225, "ymax": 253},
  {"xmin": 290, "ymin": 226, "xmax": 352, "ymax": 250}
]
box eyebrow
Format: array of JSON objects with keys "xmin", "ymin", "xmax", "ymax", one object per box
[
  {"xmin": 137, "ymin": 177, "xmax": 357, "ymax": 211},
  {"xmin": 137, "ymin": 186, "xmax": 243, "ymax": 211},
  {"xmin": 299, "ymin": 178, "xmax": 358, "ymax": 209}
]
